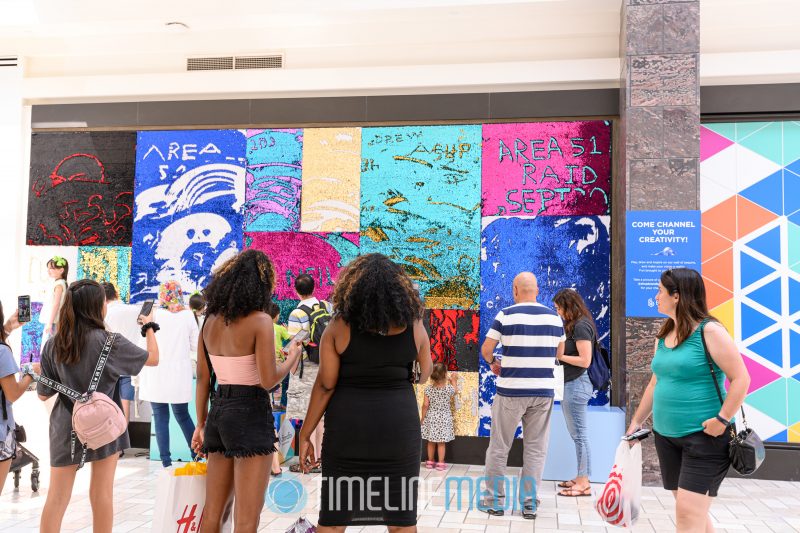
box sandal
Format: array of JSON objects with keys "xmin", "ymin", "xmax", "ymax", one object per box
[
  {"xmin": 271, "ymin": 469, "xmax": 282, "ymax": 477},
  {"xmin": 425, "ymin": 460, "xmax": 435, "ymax": 469},
  {"xmin": 289, "ymin": 463, "xmax": 302, "ymax": 473},
  {"xmin": 558, "ymin": 486, "xmax": 592, "ymax": 497},
  {"xmin": 435, "ymin": 462, "xmax": 447, "ymax": 471},
  {"xmin": 557, "ymin": 480, "xmax": 575, "ymax": 488}
]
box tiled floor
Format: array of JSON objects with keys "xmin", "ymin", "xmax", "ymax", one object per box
[{"xmin": 1, "ymin": 453, "xmax": 799, "ymax": 532}]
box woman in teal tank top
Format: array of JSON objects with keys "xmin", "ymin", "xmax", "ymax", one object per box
[{"xmin": 627, "ymin": 268, "xmax": 750, "ymax": 533}]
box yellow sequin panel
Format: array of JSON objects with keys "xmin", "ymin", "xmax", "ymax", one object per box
[{"xmin": 299, "ymin": 128, "xmax": 361, "ymax": 232}]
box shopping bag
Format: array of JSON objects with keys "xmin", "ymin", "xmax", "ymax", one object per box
[
  {"xmin": 285, "ymin": 516, "xmax": 316, "ymax": 533},
  {"xmin": 595, "ymin": 440, "xmax": 642, "ymax": 528},
  {"xmin": 553, "ymin": 363, "xmax": 565, "ymax": 402},
  {"xmin": 151, "ymin": 463, "xmax": 232, "ymax": 532},
  {"xmin": 279, "ymin": 416, "xmax": 296, "ymax": 462}
]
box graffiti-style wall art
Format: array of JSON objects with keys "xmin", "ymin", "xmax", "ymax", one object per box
[
  {"xmin": 244, "ymin": 232, "xmax": 359, "ymax": 302},
  {"xmin": 361, "ymin": 125, "xmax": 482, "ymax": 310},
  {"xmin": 701, "ymin": 120, "xmax": 800, "ymax": 443},
  {"xmin": 23, "ymin": 120, "xmax": 612, "ymax": 441},
  {"xmin": 77, "ymin": 246, "xmax": 132, "ymax": 302},
  {"xmin": 478, "ymin": 215, "xmax": 611, "ymax": 435},
  {"xmin": 20, "ymin": 302, "xmax": 44, "ymax": 363},
  {"xmin": 300, "ymin": 128, "xmax": 362, "ymax": 233},
  {"xmin": 131, "ymin": 130, "xmax": 246, "ymax": 302},
  {"xmin": 26, "ymin": 132, "xmax": 136, "ymax": 246},
  {"xmin": 244, "ymin": 129, "xmax": 303, "ymax": 232},
  {"xmin": 482, "ymin": 121, "xmax": 612, "ymax": 217}
]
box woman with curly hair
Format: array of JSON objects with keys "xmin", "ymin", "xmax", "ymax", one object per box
[
  {"xmin": 298, "ymin": 253, "xmax": 433, "ymax": 531},
  {"xmin": 191, "ymin": 249, "xmax": 302, "ymax": 533}
]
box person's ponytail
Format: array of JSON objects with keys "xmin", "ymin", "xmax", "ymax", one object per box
[
  {"xmin": 54, "ymin": 288, "xmax": 77, "ymax": 365},
  {"xmin": 52, "ymin": 280, "xmax": 106, "ymax": 366}
]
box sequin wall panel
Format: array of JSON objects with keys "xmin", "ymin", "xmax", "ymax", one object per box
[
  {"xmin": 77, "ymin": 246, "xmax": 132, "ymax": 302},
  {"xmin": 131, "ymin": 130, "xmax": 246, "ymax": 302},
  {"xmin": 244, "ymin": 129, "xmax": 303, "ymax": 232},
  {"xmin": 20, "ymin": 302, "xmax": 43, "ymax": 363},
  {"xmin": 481, "ymin": 121, "xmax": 612, "ymax": 217},
  {"xmin": 300, "ymin": 128, "xmax": 361, "ymax": 232},
  {"xmin": 429, "ymin": 309, "xmax": 480, "ymax": 372},
  {"xmin": 360, "ymin": 126, "xmax": 482, "ymax": 309},
  {"xmin": 26, "ymin": 132, "xmax": 136, "ymax": 246},
  {"xmin": 478, "ymin": 215, "xmax": 611, "ymax": 435},
  {"xmin": 244, "ymin": 232, "xmax": 359, "ymax": 301}
]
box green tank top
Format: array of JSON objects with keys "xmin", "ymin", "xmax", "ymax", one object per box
[{"xmin": 651, "ymin": 321, "xmax": 727, "ymax": 437}]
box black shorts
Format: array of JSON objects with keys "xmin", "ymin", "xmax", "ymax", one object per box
[
  {"xmin": 204, "ymin": 385, "xmax": 277, "ymax": 458},
  {"xmin": 654, "ymin": 429, "xmax": 731, "ymax": 497}
]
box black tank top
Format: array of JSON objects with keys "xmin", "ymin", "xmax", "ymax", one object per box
[{"xmin": 336, "ymin": 325, "xmax": 417, "ymax": 389}]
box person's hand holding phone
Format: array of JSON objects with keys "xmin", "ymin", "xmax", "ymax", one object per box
[
  {"xmin": 137, "ymin": 300, "xmax": 155, "ymax": 326},
  {"xmin": 4, "ymin": 309, "xmax": 22, "ymax": 333},
  {"xmin": 284, "ymin": 330, "xmax": 308, "ymax": 362}
]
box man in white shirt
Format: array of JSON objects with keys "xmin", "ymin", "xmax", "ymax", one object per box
[
  {"xmin": 479, "ymin": 272, "xmax": 565, "ymax": 520},
  {"xmin": 102, "ymin": 282, "xmax": 141, "ymax": 422}
]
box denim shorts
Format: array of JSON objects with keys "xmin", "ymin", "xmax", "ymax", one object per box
[
  {"xmin": 204, "ymin": 385, "xmax": 276, "ymax": 458},
  {"xmin": 118, "ymin": 376, "xmax": 135, "ymax": 401}
]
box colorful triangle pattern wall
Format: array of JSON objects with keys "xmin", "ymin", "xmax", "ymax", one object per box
[{"xmin": 701, "ymin": 121, "xmax": 800, "ymax": 443}]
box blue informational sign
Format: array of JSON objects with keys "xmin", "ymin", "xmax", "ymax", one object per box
[{"xmin": 626, "ymin": 210, "xmax": 701, "ymax": 317}]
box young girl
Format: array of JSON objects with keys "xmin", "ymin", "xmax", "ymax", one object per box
[
  {"xmin": 421, "ymin": 362, "xmax": 457, "ymax": 470},
  {"xmin": 40, "ymin": 256, "xmax": 69, "ymax": 342}
]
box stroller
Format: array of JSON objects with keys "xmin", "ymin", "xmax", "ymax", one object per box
[{"xmin": 10, "ymin": 438, "xmax": 40, "ymax": 492}]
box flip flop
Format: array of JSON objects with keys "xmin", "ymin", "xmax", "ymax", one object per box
[
  {"xmin": 557, "ymin": 480, "xmax": 575, "ymax": 488},
  {"xmin": 558, "ymin": 486, "xmax": 592, "ymax": 497}
]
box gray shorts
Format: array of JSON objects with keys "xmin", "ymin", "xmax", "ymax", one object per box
[{"xmin": 0, "ymin": 426, "xmax": 15, "ymax": 462}]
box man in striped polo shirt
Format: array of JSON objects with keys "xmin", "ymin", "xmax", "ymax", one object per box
[{"xmin": 480, "ymin": 272, "xmax": 565, "ymax": 519}]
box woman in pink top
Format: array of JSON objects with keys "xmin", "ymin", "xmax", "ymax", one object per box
[{"xmin": 191, "ymin": 250, "xmax": 302, "ymax": 533}]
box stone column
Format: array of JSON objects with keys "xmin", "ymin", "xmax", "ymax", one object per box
[{"xmin": 618, "ymin": 0, "xmax": 700, "ymax": 484}]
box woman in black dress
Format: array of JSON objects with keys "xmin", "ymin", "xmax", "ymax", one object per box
[{"xmin": 298, "ymin": 253, "xmax": 432, "ymax": 531}]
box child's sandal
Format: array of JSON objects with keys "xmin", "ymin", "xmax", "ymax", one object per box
[
  {"xmin": 435, "ymin": 462, "xmax": 447, "ymax": 471},
  {"xmin": 425, "ymin": 460, "xmax": 435, "ymax": 469}
]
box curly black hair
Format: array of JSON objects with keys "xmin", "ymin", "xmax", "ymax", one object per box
[
  {"xmin": 332, "ymin": 253, "xmax": 423, "ymax": 333},
  {"xmin": 203, "ymin": 249, "xmax": 276, "ymax": 323}
]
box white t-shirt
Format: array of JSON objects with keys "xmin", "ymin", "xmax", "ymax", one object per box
[
  {"xmin": 39, "ymin": 279, "xmax": 67, "ymax": 325},
  {"xmin": 104, "ymin": 300, "xmax": 142, "ymax": 346},
  {"xmin": 137, "ymin": 308, "xmax": 199, "ymax": 404}
]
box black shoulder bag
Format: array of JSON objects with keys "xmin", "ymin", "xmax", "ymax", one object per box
[{"xmin": 699, "ymin": 322, "xmax": 765, "ymax": 476}]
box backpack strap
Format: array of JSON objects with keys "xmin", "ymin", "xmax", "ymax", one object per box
[{"xmin": 37, "ymin": 333, "xmax": 116, "ymax": 403}]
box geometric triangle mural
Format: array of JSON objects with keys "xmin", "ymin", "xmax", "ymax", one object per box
[{"xmin": 702, "ymin": 121, "xmax": 800, "ymax": 444}]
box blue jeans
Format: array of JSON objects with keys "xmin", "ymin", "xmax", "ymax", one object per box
[
  {"xmin": 562, "ymin": 372, "xmax": 593, "ymax": 477},
  {"xmin": 280, "ymin": 374, "xmax": 289, "ymax": 407},
  {"xmin": 151, "ymin": 402, "xmax": 196, "ymax": 467}
]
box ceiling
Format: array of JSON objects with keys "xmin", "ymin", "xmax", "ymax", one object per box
[{"xmin": 1, "ymin": 0, "xmax": 798, "ymax": 100}]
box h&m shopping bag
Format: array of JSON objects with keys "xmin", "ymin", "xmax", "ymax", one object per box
[
  {"xmin": 595, "ymin": 440, "xmax": 642, "ymax": 528},
  {"xmin": 152, "ymin": 462, "xmax": 232, "ymax": 533}
]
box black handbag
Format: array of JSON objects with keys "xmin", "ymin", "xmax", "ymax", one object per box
[
  {"xmin": 14, "ymin": 424, "xmax": 26, "ymax": 443},
  {"xmin": 700, "ymin": 322, "xmax": 765, "ymax": 476}
]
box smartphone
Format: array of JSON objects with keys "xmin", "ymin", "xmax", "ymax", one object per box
[
  {"xmin": 139, "ymin": 300, "xmax": 154, "ymax": 318},
  {"xmin": 291, "ymin": 329, "xmax": 310, "ymax": 344},
  {"xmin": 18, "ymin": 295, "xmax": 31, "ymax": 323},
  {"xmin": 622, "ymin": 428, "xmax": 652, "ymax": 441}
]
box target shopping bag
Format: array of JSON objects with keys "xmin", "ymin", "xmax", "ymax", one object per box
[
  {"xmin": 595, "ymin": 440, "xmax": 642, "ymax": 528},
  {"xmin": 152, "ymin": 462, "xmax": 232, "ymax": 533}
]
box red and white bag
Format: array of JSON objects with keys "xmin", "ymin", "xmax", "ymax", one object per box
[{"xmin": 596, "ymin": 440, "xmax": 643, "ymax": 528}]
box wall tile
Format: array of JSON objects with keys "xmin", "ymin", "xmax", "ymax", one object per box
[
  {"xmin": 626, "ymin": 5, "xmax": 663, "ymax": 55},
  {"xmin": 663, "ymin": 2, "xmax": 700, "ymax": 53},
  {"xmin": 630, "ymin": 55, "xmax": 698, "ymax": 107},
  {"xmin": 663, "ymin": 106, "xmax": 700, "ymax": 158}
]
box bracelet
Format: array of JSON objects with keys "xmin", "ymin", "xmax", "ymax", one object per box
[
  {"xmin": 715, "ymin": 414, "xmax": 729, "ymax": 426},
  {"xmin": 140, "ymin": 322, "xmax": 160, "ymax": 337}
]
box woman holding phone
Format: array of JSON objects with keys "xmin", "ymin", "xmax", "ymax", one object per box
[
  {"xmin": 137, "ymin": 280, "xmax": 199, "ymax": 467},
  {"xmin": 37, "ymin": 279, "xmax": 159, "ymax": 533},
  {"xmin": 191, "ymin": 250, "xmax": 302, "ymax": 533}
]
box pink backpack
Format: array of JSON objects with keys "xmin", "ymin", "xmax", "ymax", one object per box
[{"xmin": 38, "ymin": 333, "xmax": 127, "ymax": 468}]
